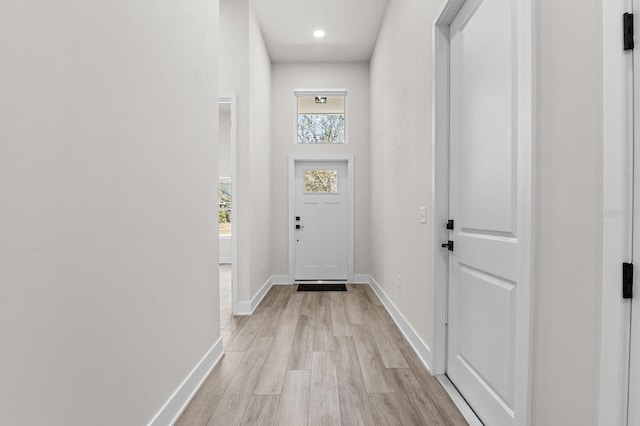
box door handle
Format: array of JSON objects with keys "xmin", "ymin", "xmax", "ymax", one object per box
[
  {"xmin": 441, "ymin": 241, "xmax": 454, "ymax": 251},
  {"xmin": 296, "ymin": 224, "xmax": 305, "ymax": 230}
]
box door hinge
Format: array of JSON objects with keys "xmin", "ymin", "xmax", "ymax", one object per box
[
  {"xmin": 623, "ymin": 262, "xmax": 634, "ymax": 299},
  {"xmin": 624, "ymin": 13, "xmax": 634, "ymax": 50}
]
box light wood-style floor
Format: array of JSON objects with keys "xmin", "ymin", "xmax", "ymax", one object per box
[
  {"xmin": 219, "ymin": 264, "xmax": 233, "ymax": 333},
  {"xmin": 178, "ymin": 279, "xmax": 468, "ymax": 425}
]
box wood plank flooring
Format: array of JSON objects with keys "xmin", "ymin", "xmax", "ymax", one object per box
[{"xmin": 178, "ymin": 281, "xmax": 468, "ymax": 425}]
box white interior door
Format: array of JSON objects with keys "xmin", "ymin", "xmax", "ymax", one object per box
[
  {"xmin": 294, "ymin": 161, "xmax": 348, "ymax": 281},
  {"xmin": 446, "ymin": 0, "xmax": 519, "ymax": 424}
]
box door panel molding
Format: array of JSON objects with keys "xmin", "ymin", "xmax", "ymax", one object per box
[
  {"xmin": 288, "ymin": 154, "xmax": 354, "ymax": 283},
  {"xmin": 430, "ymin": 0, "xmax": 534, "ymax": 425}
]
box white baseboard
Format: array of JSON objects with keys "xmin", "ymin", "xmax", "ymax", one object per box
[
  {"xmin": 272, "ymin": 275, "xmax": 290, "ymax": 285},
  {"xmin": 236, "ymin": 276, "xmax": 274, "ymax": 315},
  {"xmin": 147, "ymin": 337, "xmax": 224, "ymax": 426},
  {"xmin": 236, "ymin": 300, "xmax": 252, "ymax": 315},
  {"xmin": 367, "ymin": 275, "xmax": 433, "ymax": 370},
  {"xmin": 219, "ymin": 257, "xmax": 231, "ymax": 264},
  {"xmin": 436, "ymin": 375, "xmax": 483, "ymax": 425},
  {"xmin": 352, "ymin": 274, "xmax": 370, "ymax": 284}
]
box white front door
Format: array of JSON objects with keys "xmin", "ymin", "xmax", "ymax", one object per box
[
  {"xmin": 446, "ymin": 0, "xmax": 519, "ymax": 424},
  {"xmin": 294, "ymin": 161, "xmax": 348, "ymax": 281}
]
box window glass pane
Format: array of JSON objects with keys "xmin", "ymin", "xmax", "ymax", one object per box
[
  {"xmin": 305, "ymin": 170, "xmax": 338, "ymax": 193},
  {"xmin": 219, "ymin": 178, "xmax": 231, "ymax": 236},
  {"xmin": 297, "ymin": 95, "xmax": 345, "ymax": 144}
]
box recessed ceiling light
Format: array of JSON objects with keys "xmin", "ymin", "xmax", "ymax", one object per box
[{"xmin": 313, "ymin": 30, "xmax": 325, "ymax": 38}]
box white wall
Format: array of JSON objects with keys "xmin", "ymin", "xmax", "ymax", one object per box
[
  {"xmin": 0, "ymin": 1, "xmax": 220, "ymax": 425},
  {"xmin": 220, "ymin": 0, "xmax": 272, "ymax": 303},
  {"xmin": 270, "ymin": 63, "xmax": 371, "ymax": 277},
  {"xmin": 219, "ymin": 104, "xmax": 232, "ymax": 177},
  {"xmin": 369, "ymin": 0, "xmax": 438, "ymax": 345},
  {"xmin": 219, "ymin": 104, "xmax": 232, "ymax": 262},
  {"xmin": 370, "ymin": 0, "xmax": 604, "ymax": 424},
  {"xmin": 220, "ymin": 0, "xmax": 250, "ymax": 301},
  {"xmin": 248, "ymin": 7, "xmax": 273, "ymax": 296},
  {"xmin": 532, "ymin": 0, "xmax": 603, "ymax": 423}
]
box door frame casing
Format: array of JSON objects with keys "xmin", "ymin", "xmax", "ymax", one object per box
[
  {"xmin": 600, "ymin": 0, "xmax": 634, "ymax": 424},
  {"xmin": 430, "ymin": 1, "xmax": 535, "ymax": 425},
  {"xmin": 219, "ymin": 94, "xmax": 238, "ymax": 314},
  {"xmin": 288, "ymin": 154, "xmax": 355, "ymax": 283}
]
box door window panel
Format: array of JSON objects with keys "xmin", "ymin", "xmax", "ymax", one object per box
[{"xmin": 304, "ymin": 170, "xmax": 338, "ymax": 193}]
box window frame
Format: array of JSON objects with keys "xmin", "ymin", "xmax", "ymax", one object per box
[{"xmin": 294, "ymin": 90, "xmax": 348, "ymax": 145}]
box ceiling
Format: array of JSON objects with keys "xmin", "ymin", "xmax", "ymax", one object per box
[{"xmin": 253, "ymin": 0, "xmax": 390, "ymax": 63}]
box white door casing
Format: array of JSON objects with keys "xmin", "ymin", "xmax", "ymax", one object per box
[
  {"xmin": 600, "ymin": 0, "xmax": 637, "ymax": 424},
  {"xmin": 629, "ymin": 6, "xmax": 640, "ymax": 425},
  {"xmin": 288, "ymin": 155, "xmax": 355, "ymax": 283},
  {"xmin": 630, "ymin": 157, "xmax": 640, "ymax": 425},
  {"xmin": 431, "ymin": 0, "xmax": 534, "ymax": 425}
]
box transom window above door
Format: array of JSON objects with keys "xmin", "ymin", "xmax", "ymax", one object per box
[{"xmin": 295, "ymin": 91, "xmax": 347, "ymax": 144}]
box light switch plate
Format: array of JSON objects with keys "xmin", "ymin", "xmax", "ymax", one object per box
[{"xmin": 419, "ymin": 206, "xmax": 427, "ymax": 224}]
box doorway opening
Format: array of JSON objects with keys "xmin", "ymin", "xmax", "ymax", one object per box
[{"xmin": 219, "ymin": 94, "xmax": 238, "ymax": 333}]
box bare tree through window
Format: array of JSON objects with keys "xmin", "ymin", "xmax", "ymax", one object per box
[
  {"xmin": 219, "ymin": 178, "xmax": 231, "ymax": 235},
  {"xmin": 297, "ymin": 114, "xmax": 345, "ymax": 144},
  {"xmin": 305, "ymin": 170, "xmax": 338, "ymax": 193}
]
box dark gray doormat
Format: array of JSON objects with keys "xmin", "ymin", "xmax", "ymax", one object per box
[{"xmin": 296, "ymin": 283, "xmax": 347, "ymax": 292}]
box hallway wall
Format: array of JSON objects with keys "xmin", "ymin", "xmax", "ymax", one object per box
[
  {"xmin": 219, "ymin": 105, "xmax": 232, "ymax": 178},
  {"xmin": 220, "ymin": 0, "xmax": 272, "ymax": 304},
  {"xmin": 0, "ymin": 1, "xmax": 220, "ymax": 424},
  {"xmin": 219, "ymin": 104, "xmax": 232, "ymax": 262},
  {"xmin": 370, "ymin": 0, "xmax": 603, "ymax": 424},
  {"xmin": 270, "ymin": 63, "xmax": 372, "ymax": 278},
  {"xmin": 532, "ymin": 0, "xmax": 603, "ymax": 423},
  {"xmin": 369, "ymin": 0, "xmax": 439, "ymax": 354},
  {"xmin": 248, "ymin": 8, "xmax": 273, "ymax": 298}
]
